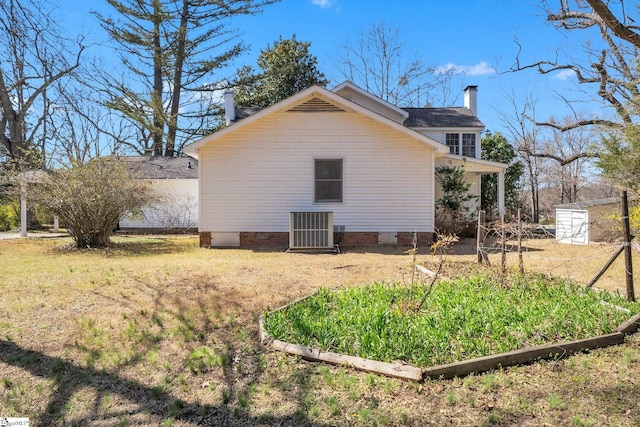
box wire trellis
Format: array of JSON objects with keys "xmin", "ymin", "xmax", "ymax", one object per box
[{"xmin": 475, "ymin": 195, "xmax": 636, "ymax": 302}]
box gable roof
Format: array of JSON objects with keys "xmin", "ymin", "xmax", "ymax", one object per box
[
  {"xmin": 121, "ymin": 156, "xmax": 198, "ymax": 179},
  {"xmin": 223, "ymin": 82, "xmax": 484, "ymax": 130},
  {"xmin": 184, "ymin": 85, "xmax": 451, "ymax": 157},
  {"xmin": 402, "ymin": 107, "xmax": 484, "ymax": 128}
]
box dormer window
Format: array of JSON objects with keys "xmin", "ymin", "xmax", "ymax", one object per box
[{"xmin": 445, "ymin": 133, "xmax": 476, "ymax": 158}]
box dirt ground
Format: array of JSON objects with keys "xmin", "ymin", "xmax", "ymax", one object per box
[{"xmin": 452, "ymin": 237, "xmax": 640, "ymax": 296}]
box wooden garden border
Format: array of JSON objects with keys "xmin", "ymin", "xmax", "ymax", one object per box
[
  {"xmin": 260, "ymin": 301, "xmax": 640, "ymax": 382},
  {"xmin": 259, "ymin": 319, "xmax": 422, "ymax": 381}
]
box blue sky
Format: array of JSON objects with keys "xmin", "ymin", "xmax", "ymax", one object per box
[{"xmin": 60, "ymin": 0, "xmax": 608, "ymax": 139}]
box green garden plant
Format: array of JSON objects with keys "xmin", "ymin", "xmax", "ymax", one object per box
[{"xmin": 265, "ymin": 272, "xmax": 640, "ymax": 368}]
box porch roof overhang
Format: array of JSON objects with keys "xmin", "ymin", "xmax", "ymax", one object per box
[
  {"xmin": 436, "ymin": 154, "xmax": 508, "ymax": 173},
  {"xmin": 436, "ymin": 154, "xmax": 508, "ymax": 216}
]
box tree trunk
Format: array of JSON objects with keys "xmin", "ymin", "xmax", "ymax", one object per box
[
  {"xmin": 165, "ymin": 0, "xmax": 189, "ymax": 157},
  {"xmin": 151, "ymin": 0, "xmax": 164, "ymax": 156}
]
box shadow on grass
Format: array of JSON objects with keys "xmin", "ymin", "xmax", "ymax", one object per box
[
  {"xmin": 47, "ymin": 235, "xmax": 198, "ymax": 257},
  {"xmin": 0, "ymin": 338, "xmax": 329, "ymax": 426},
  {"xmin": 0, "ymin": 273, "xmax": 332, "ymax": 426}
]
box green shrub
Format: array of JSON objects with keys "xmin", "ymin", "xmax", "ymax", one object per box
[
  {"xmin": 29, "ymin": 158, "xmax": 157, "ymax": 248},
  {"xmin": 0, "ymin": 202, "xmax": 19, "ymax": 231}
]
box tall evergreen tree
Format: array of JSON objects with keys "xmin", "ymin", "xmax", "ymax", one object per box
[
  {"xmin": 95, "ymin": 0, "xmax": 278, "ymax": 157},
  {"xmin": 233, "ymin": 35, "xmax": 328, "ymax": 108},
  {"xmin": 480, "ymin": 132, "xmax": 523, "ymax": 216}
]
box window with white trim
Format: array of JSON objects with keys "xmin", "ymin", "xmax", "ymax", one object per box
[
  {"xmin": 462, "ymin": 133, "xmax": 476, "ymax": 157},
  {"xmin": 315, "ymin": 159, "xmax": 343, "ymax": 202},
  {"xmin": 445, "ymin": 132, "xmax": 477, "ymax": 158},
  {"xmin": 445, "ymin": 133, "xmax": 460, "ymax": 155}
]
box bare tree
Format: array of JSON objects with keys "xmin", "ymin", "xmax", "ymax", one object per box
[
  {"xmin": 44, "ymin": 84, "xmax": 134, "ymax": 166},
  {"xmin": 510, "ymin": 1, "xmax": 640, "ymax": 191},
  {"xmin": 513, "ymin": 0, "xmax": 640, "ymax": 130},
  {"xmin": 335, "ymin": 22, "xmax": 454, "ymax": 107},
  {"xmin": 0, "ymin": 0, "xmax": 85, "ymax": 168},
  {"xmin": 498, "ymin": 89, "xmax": 543, "ymax": 222},
  {"xmin": 529, "ymin": 117, "xmax": 598, "ymax": 204}
]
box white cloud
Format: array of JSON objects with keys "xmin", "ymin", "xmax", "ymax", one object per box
[
  {"xmin": 311, "ymin": 0, "xmax": 334, "ymax": 8},
  {"xmin": 553, "ymin": 69, "xmax": 575, "ymax": 80},
  {"xmin": 435, "ymin": 61, "xmax": 496, "ymax": 76}
]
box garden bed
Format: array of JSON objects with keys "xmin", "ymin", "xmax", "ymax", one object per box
[{"xmin": 262, "ymin": 272, "xmax": 640, "ymax": 380}]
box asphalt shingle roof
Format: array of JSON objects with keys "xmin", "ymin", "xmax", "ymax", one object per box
[
  {"xmin": 121, "ymin": 156, "xmax": 198, "ymax": 179},
  {"xmin": 555, "ymin": 197, "xmax": 621, "ymax": 210},
  {"xmin": 401, "ymin": 107, "xmax": 484, "ymax": 128},
  {"xmin": 229, "ymin": 102, "xmax": 484, "ymax": 129}
]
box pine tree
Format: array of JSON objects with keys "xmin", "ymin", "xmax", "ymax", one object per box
[
  {"xmin": 95, "ymin": 0, "xmax": 278, "ymax": 156},
  {"xmin": 233, "ymin": 35, "xmax": 328, "ymax": 108}
]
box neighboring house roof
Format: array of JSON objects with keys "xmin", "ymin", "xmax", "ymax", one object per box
[
  {"xmin": 184, "ymin": 85, "xmax": 451, "ymax": 156},
  {"xmin": 121, "ymin": 156, "xmax": 198, "ymax": 179},
  {"xmin": 555, "ymin": 197, "xmax": 621, "ymax": 210},
  {"xmin": 235, "ymin": 107, "xmax": 261, "ymax": 121},
  {"xmin": 402, "ymin": 107, "xmax": 484, "ymax": 128}
]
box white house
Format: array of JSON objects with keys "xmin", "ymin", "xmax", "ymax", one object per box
[
  {"xmin": 184, "ymin": 82, "xmax": 506, "ymax": 249},
  {"xmin": 118, "ymin": 156, "xmax": 198, "ymax": 231}
]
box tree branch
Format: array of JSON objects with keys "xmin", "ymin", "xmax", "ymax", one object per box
[
  {"xmin": 522, "ymin": 113, "xmax": 622, "ymax": 131},
  {"xmin": 520, "ymin": 150, "xmax": 599, "ymax": 166},
  {"xmin": 586, "ymin": 0, "xmax": 640, "ymax": 48}
]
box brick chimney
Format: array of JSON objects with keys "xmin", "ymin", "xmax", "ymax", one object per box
[
  {"xmin": 464, "ymin": 85, "xmax": 478, "ymax": 116},
  {"xmin": 224, "ymin": 90, "xmax": 236, "ymax": 126}
]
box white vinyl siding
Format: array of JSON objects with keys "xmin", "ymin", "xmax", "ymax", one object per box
[
  {"xmin": 556, "ymin": 209, "xmax": 589, "ymax": 245},
  {"xmin": 199, "ymin": 110, "xmax": 435, "ymax": 233},
  {"xmin": 120, "ymin": 179, "xmax": 198, "ymax": 229}
]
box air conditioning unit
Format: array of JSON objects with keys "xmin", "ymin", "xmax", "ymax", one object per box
[{"xmin": 289, "ymin": 211, "xmax": 334, "ymax": 250}]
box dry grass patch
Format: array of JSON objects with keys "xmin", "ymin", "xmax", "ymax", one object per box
[{"xmin": 0, "ymin": 235, "xmax": 639, "ymax": 426}]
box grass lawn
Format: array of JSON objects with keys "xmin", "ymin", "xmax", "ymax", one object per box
[{"xmin": 0, "ymin": 235, "xmax": 639, "ymax": 426}]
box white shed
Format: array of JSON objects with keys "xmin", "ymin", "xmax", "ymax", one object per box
[{"xmin": 555, "ymin": 198, "xmax": 622, "ymax": 245}]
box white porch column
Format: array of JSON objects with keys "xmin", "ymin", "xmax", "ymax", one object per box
[
  {"xmin": 497, "ymin": 171, "xmax": 505, "ymax": 216},
  {"xmin": 20, "ymin": 183, "xmax": 27, "ymax": 237}
]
